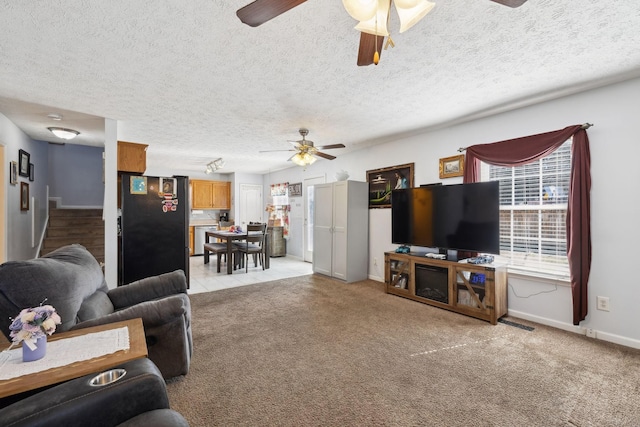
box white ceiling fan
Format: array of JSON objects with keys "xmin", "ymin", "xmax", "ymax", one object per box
[{"xmin": 260, "ymin": 129, "xmax": 346, "ymax": 166}]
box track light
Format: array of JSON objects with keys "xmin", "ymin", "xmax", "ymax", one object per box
[{"xmin": 205, "ymin": 158, "xmax": 225, "ymax": 174}]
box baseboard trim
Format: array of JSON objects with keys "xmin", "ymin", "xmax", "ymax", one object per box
[
  {"xmin": 508, "ymin": 309, "xmax": 640, "ymax": 350},
  {"xmin": 49, "ymin": 197, "xmax": 103, "ymax": 210}
]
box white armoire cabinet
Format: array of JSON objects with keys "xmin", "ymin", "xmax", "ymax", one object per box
[{"xmin": 313, "ymin": 180, "xmax": 369, "ymax": 283}]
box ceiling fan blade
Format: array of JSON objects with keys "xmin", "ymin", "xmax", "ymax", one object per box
[
  {"xmin": 314, "ymin": 151, "xmax": 336, "ymax": 160},
  {"xmin": 288, "ymin": 141, "xmax": 304, "ymax": 149},
  {"xmin": 357, "ymin": 32, "xmax": 385, "ymax": 66},
  {"xmin": 237, "ymin": 0, "xmax": 308, "ymax": 27},
  {"xmin": 489, "ymin": 0, "xmax": 527, "ymax": 7},
  {"xmin": 259, "ymin": 149, "xmax": 297, "ymax": 153},
  {"xmin": 316, "ymin": 144, "xmax": 346, "ymax": 150}
]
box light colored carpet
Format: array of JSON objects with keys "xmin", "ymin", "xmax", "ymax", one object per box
[{"xmin": 166, "ymin": 274, "xmax": 640, "ymax": 426}]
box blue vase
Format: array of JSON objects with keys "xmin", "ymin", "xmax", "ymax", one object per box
[{"xmin": 22, "ymin": 335, "xmax": 47, "ymax": 362}]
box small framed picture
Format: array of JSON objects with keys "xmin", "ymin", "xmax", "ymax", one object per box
[
  {"xmin": 20, "ymin": 182, "xmax": 29, "ymax": 211},
  {"xmin": 288, "ymin": 182, "xmax": 302, "ymax": 197},
  {"xmin": 160, "ymin": 177, "xmax": 176, "ymax": 197},
  {"xmin": 9, "ymin": 161, "xmax": 18, "ymax": 185},
  {"xmin": 130, "ymin": 176, "xmax": 148, "ymax": 195},
  {"xmin": 29, "ymin": 163, "xmax": 34, "ymax": 182},
  {"xmin": 439, "ymin": 154, "xmax": 465, "ymax": 179},
  {"xmin": 19, "ymin": 149, "xmax": 30, "ymax": 177}
]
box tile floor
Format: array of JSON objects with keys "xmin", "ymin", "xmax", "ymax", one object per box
[{"xmin": 187, "ymin": 254, "xmax": 314, "ymax": 294}]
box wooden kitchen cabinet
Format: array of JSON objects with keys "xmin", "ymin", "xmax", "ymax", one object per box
[
  {"xmin": 211, "ymin": 181, "xmax": 230, "ymax": 209},
  {"xmin": 191, "ymin": 180, "xmax": 231, "ymax": 209},
  {"xmin": 117, "ymin": 141, "xmax": 148, "ymax": 173},
  {"xmin": 189, "ymin": 226, "xmax": 194, "ymax": 256}
]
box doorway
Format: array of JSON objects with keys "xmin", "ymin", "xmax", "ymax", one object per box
[
  {"xmin": 303, "ymin": 176, "xmax": 325, "ymax": 263},
  {"xmin": 238, "ymin": 184, "xmax": 263, "ymax": 228}
]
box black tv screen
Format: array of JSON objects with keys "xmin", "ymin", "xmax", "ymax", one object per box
[{"xmin": 391, "ymin": 181, "xmax": 500, "ymax": 254}]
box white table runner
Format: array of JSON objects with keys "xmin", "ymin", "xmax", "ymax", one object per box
[{"xmin": 0, "ymin": 327, "xmax": 130, "ymax": 380}]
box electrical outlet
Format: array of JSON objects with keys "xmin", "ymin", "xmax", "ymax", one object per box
[
  {"xmin": 586, "ymin": 328, "xmax": 597, "ymax": 338},
  {"xmin": 596, "ymin": 296, "xmax": 610, "ymax": 312}
]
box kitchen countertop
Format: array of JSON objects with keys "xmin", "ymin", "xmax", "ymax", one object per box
[{"xmin": 189, "ymin": 220, "xmax": 218, "ymax": 227}]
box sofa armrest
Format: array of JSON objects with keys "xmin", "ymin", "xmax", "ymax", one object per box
[
  {"xmin": 71, "ymin": 294, "xmax": 190, "ymax": 331},
  {"xmin": 0, "ymin": 358, "xmax": 170, "ymax": 427},
  {"xmin": 107, "ymin": 270, "xmax": 187, "ymax": 310}
]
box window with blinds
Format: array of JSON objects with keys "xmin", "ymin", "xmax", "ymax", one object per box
[{"xmin": 480, "ymin": 138, "xmax": 572, "ymax": 277}]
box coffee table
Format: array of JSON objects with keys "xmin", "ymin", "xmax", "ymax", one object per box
[{"xmin": 0, "ymin": 318, "xmax": 147, "ymax": 398}]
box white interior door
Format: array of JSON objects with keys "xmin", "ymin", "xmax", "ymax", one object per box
[
  {"xmin": 303, "ymin": 176, "xmax": 325, "ymax": 262},
  {"xmin": 238, "ymin": 184, "xmax": 263, "ymax": 228}
]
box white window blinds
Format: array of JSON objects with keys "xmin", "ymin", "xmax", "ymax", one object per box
[{"xmin": 481, "ymin": 138, "xmax": 572, "ymax": 277}]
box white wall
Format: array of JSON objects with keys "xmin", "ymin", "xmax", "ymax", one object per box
[
  {"xmin": 0, "ymin": 114, "xmax": 48, "ymax": 261},
  {"xmin": 264, "ymin": 76, "xmax": 640, "ymax": 348},
  {"xmin": 48, "ymin": 143, "xmax": 104, "ymax": 207}
]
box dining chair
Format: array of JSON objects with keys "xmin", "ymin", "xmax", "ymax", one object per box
[
  {"xmin": 204, "ymin": 242, "xmax": 239, "ymax": 273},
  {"xmin": 236, "ymin": 223, "xmax": 267, "ymax": 272},
  {"xmin": 204, "ymin": 229, "xmax": 239, "ymax": 272}
]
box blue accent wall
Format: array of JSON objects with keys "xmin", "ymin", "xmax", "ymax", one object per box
[{"xmin": 48, "ymin": 144, "xmax": 104, "ymax": 207}]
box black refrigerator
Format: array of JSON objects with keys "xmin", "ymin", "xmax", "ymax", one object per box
[{"xmin": 119, "ymin": 174, "xmax": 189, "ymax": 287}]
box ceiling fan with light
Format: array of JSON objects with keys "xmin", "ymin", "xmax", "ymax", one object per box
[
  {"xmin": 236, "ymin": 0, "xmax": 528, "ymax": 66},
  {"xmin": 260, "ymin": 129, "xmax": 346, "ymax": 166}
]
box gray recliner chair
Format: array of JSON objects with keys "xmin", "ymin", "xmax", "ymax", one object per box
[
  {"xmin": 0, "ymin": 358, "xmax": 189, "ymax": 427},
  {"xmin": 0, "ymin": 244, "xmax": 192, "ymax": 379}
]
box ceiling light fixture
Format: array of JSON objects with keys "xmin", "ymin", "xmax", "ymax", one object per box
[
  {"xmin": 48, "ymin": 127, "xmax": 80, "ymax": 140},
  {"xmin": 290, "ymin": 152, "xmax": 317, "ymax": 167},
  {"xmin": 343, "ymin": 0, "xmax": 435, "ymax": 63},
  {"xmin": 205, "ymin": 158, "xmax": 225, "ymax": 174}
]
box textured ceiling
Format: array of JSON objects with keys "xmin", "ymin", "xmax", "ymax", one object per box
[{"xmin": 1, "ymin": 0, "xmax": 640, "ymax": 175}]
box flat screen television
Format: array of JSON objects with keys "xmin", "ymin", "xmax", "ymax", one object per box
[{"xmin": 391, "ymin": 181, "xmax": 500, "ymax": 254}]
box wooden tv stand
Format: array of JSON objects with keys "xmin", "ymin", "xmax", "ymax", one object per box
[{"xmin": 384, "ymin": 252, "xmax": 507, "ymax": 324}]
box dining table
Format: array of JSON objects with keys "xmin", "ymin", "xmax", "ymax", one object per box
[{"xmin": 206, "ymin": 230, "xmax": 270, "ymax": 274}]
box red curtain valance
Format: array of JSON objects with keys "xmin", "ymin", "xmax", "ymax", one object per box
[{"xmin": 463, "ymin": 125, "xmax": 591, "ymax": 325}]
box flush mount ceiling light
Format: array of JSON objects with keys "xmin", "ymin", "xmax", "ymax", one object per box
[
  {"xmin": 48, "ymin": 127, "xmax": 80, "ymax": 140},
  {"xmin": 205, "ymin": 158, "xmax": 225, "ymax": 174},
  {"xmin": 343, "ymin": 0, "xmax": 436, "ymax": 64}
]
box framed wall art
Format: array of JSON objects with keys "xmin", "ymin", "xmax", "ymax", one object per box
[
  {"xmin": 366, "ymin": 163, "xmax": 414, "ymax": 209},
  {"xmin": 130, "ymin": 176, "xmax": 148, "ymax": 195},
  {"xmin": 160, "ymin": 177, "xmax": 176, "ymax": 197},
  {"xmin": 9, "ymin": 161, "xmax": 18, "ymax": 185},
  {"xmin": 20, "ymin": 182, "xmax": 29, "ymax": 211},
  {"xmin": 439, "ymin": 154, "xmax": 464, "ymax": 179},
  {"xmin": 29, "ymin": 163, "xmax": 34, "ymax": 182},
  {"xmin": 18, "ymin": 149, "xmax": 30, "ymax": 177},
  {"xmin": 288, "ymin": 182, "xmax": 302, "ymax": 197}
]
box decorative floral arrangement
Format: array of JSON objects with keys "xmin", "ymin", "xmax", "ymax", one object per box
[{"xmin": 9, "ymin": 302, "xmax": 61, "ymax": 349}]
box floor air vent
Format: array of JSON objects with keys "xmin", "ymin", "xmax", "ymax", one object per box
[{"xmin": 498, "ymin": 318, "xmax": 535, "ymax": 331}]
